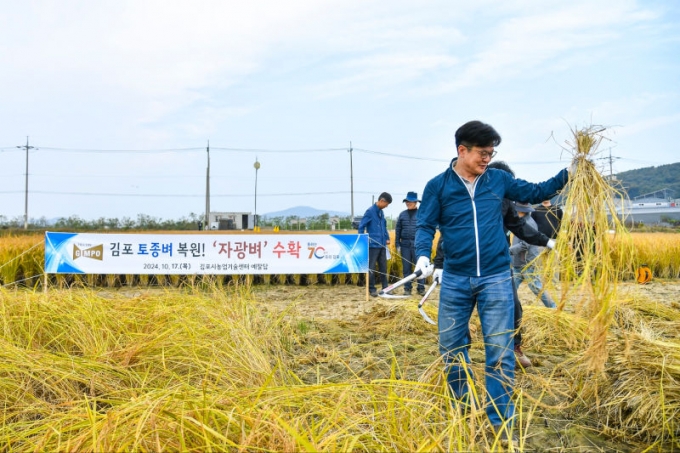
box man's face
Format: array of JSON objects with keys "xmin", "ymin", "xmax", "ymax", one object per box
[
  {"xmin": 405, "ymin": 201, "xmax": 417, "ymax": 210},
  {"xmin": 457, "ymin": 144, "xmax": 497, "ymax": 176},
  {"xmin": 377, "ymin": 199, "xmax": 390, "ymax": 210}
]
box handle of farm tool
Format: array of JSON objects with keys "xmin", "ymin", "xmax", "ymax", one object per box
[
  {"xmin": 378, "ymin": 269, "xmax": 423, "ymax": 296},
  {"xmin": 417, "ymin": 280, "xmax": 438, "ymax": 325}
]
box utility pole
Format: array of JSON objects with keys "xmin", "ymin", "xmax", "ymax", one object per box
[
  {"xmin": 205, "ymin": 140, "xmax": 210, "ymax": 229},
  {"xmin": 253, "ymin": 158, "xmax": 260, "ymax": 228},
  {"xmin": 349, "ymin": 141, "xmax": 354, "ymax": 219},
  {"xmin": 605, "ymin": 148, "xmax": 620, "ymax": 179},
  {"xmin": 16, "ymin": 137, "xmax": 34, "ymax": 230}
]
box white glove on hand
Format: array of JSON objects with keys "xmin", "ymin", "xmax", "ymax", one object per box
[
  {"xmin": 415, "ymin": 256, "xmax": 434, "ymax": 278},
  {"xmin": 546, "ymin": 239, "xmax": 556, "ymax": 250},
  {"xmin": 568, "ymin": 158, "xmax": 579, "ymax": 176},
  {"xmin": 396, "ymin": 246, "xmax": 401, "ymax": 254},
  {"xmin": 433, "ymin": 268, "xmax": 443, "ymax": 284}
]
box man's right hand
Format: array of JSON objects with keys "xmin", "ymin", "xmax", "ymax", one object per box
[{"xmin": 415, "ymin": 256, "xmax": 434, "ymax": 278}]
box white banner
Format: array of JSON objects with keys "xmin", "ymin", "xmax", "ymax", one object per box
[{"xmin": 45, "ymin": 232, "xmax": 369, "ymax": 275}]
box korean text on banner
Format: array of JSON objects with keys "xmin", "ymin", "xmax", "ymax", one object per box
[{"xmin": 44, "ymin": 232, "xmax": 369, "ymax": 275}]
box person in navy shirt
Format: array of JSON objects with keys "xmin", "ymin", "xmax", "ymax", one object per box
[{"xmin": 358, "ymin": 192, "xmax": 392, "ymax": 297}]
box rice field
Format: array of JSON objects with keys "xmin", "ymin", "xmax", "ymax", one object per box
[
  {"xmin": 0, "ymin": 240, "xmax": 679, "ymax": 452},
  {"xmin": 1, "ymin": 191, "xmax": 679, "ymax": 451},
  {"xmin": 0, "ymin": 279, "xmax": 678, "ymax": 451},
  {"xmin": 0, "ymin": 230, "xmax": 678, "ymax": 289}
]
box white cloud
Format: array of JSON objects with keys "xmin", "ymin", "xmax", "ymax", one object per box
[
  {"xmin": 0, "ymin": 0, "xmax": 678, "ymax": 219},
  {"xmin": 432, "ymin": 1, "xmax": 657, "ymax": 92}
]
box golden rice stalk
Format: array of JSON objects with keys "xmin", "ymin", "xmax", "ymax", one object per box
[
  {"xmin": 0, "ymin": 285, "xmax": 526, "ymax": 451},
  {"xmin": 520, "ymin": 305, "xmax": 589, "ymax": 353},
  {"xmin": 565, "ymin": 333, "xmax": 680, "ymax": 444},
  {"xmin": 542, "ymin": 125, "xmax": 635, "ymax": 372},
  {"xmin": 628, "ymin": 233, "xmax": 680, "ymax": 279}
]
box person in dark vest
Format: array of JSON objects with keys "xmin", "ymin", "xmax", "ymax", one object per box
[
  {"xmin": 532, "ymin": 199, "xmax": 563, "ymax": 238},
  {"xmin": 395, "ymin": 192, "xmax": 425, "ymax": 295}
]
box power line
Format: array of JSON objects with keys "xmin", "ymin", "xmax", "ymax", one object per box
[
  {"xmin": 4, "ymin": 142, "xmax": 593, "ymax": 164},
  {"xmin": 0, "ymin": 190, "xmax": 376, "ymax": 198},
  {"xmin": 211, "ymin": 147, "xmax": 347, "ymax": 153},
  {"xmin": 354, "ymin": 148, "xmax": 448, "ymax": 162},
  {"xmin": 38, "ymin": 146, "xmax": 203, "ymax": 153},
  {"xmin": 33, "ymin": 146, "xmax": 348, "ymax": 154}
]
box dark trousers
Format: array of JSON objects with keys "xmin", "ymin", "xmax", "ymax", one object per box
[
  {"xmin": 512, "ymin": 269, "xmax": 523, "ymax": 347},
  {"xmin": 368, "ymin": 247, "xmax": 388, "ymax": 292},
  {"xmin": 400, "ymin": 246, "xmax": 425, "ymax": 292}
]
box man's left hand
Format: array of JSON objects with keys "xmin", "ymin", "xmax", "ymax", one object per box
[{"xmin": 433, "ymin": 268, "xmax": 443, "ymax": 284}]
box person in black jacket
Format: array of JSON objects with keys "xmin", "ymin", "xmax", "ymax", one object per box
[
  {"xmin": 532, "ymin": 199, "xmax": 563, "ymax": 239},
  {"xmin": 395, "ymin": 191, "xmax": 425, "ymax": 295},
  {"xmin": 432, "ymin": 160, "xmax": 555, "ymax": 368}
]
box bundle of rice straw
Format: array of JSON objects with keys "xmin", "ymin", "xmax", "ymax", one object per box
[{"xmin": 542, "ymin": 125, "xmax": 635, "ymax": 372}]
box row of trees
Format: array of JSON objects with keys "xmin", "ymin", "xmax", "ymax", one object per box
[
  {"xmin": 0, "ymin": 213, "xmax": 380, "ymax": 231},
  {"xmin": 259, "ymin": 213, "xmax": 360, "ymax": 230},
  {"xmin": 0, "ymin": 213, "xmax": 204, "ymax": 231},
  {"xmin": 616, "ymin": 162, "xmax": 680, "ymax": 199}
]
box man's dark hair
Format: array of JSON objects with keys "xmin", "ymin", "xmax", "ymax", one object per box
[
  {"xmin": 379, "ymin": 192, "xmax": 392, "ymax": 203},
  {"xmin": 455, "ymin": 120, "xmax": 502, "ymax": 148},
  {"xmin": 487, "ymin": 160, "xmax": 515, "ymax": 177}
]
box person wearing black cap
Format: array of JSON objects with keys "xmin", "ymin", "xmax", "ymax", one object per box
[
  {"xmin": 510, "ymin": 202, "xmax": 557, "ymax": 309},
  {"xmin": 395, "ymin": 192, "xmax": 425, "ymax": 295},
  {"xmin": 357, "ymin": 192, "xmax": 392, "ymax": 297}
]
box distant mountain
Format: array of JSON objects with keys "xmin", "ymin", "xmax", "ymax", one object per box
[
  {"xmin": 263, "ymin": 206, "xmax": 350, "ymax": 219},
  {"xmin": 616, "ymin": 162, "xmax": 680, "ymax": 199}
]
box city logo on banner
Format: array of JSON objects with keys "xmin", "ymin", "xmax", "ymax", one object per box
[{"xmin": 73, "ymin": 244, "xmax": 104, "ymax": 261}]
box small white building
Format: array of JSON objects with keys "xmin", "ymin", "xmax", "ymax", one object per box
[{"xmin": 209, "ymin": 212, "xmax": 257, "ymax": 230}]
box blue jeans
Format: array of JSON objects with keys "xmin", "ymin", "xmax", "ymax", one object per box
[
  {"xmin": 439, "ymin": 269, "xmax": 516, "ymax": 427},
  {"xmin": 400, "ymin": 245, "xmax": 425, "ymax": 292},
  {"xmin": 512, "ymin": 265, "xmax": 556, "ymax": 308}
]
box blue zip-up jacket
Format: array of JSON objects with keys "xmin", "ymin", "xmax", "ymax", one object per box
[
  {"xmin": 416, "ymin": 158, "xmax": 568, "ymax": 277},
  {"xmin": 395, "ymin": 209, "xmax": 418, "ymax": 248},
  {"xmin": 357, "ymin": 203, "xmax": 389, "ymax": 249}
]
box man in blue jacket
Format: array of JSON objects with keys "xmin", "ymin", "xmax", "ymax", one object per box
[
  {"xmin": 395, "ymin": 191, "xmax": 425, "ymax": 296},
  {"xmin": 358, "ymin": 192, "xmax": 392, "ymax": 297},
  {"xmin": 414, "ymin": 120, "xmax": 570, "ymax": 441}
]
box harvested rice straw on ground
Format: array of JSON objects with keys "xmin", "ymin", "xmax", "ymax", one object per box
[{"xmin": 542, "ymin": 125, "xmax": 635, "ymax": 372}]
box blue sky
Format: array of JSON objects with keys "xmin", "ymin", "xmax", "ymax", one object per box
[{"xmin": 1, "ymin": 0, "xmax": 678, "ymax": 222}]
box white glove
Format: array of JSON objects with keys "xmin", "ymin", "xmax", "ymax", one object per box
[
  {"xmin": 568, "ymin": 158, "xmax": 579, "ymax": 176},
  {"xmin": 546, "ymin": 239, "xmax": 556, "ymax": 250},
  {"xmin": 415, "ymin": 256, "xmax": 434, "ymax": 278},
  {"xmin": 396, "ymin": 246, "xmax": 401, "ymax": 254},
  {"xmin": 433, "ymin": 268, "xmax": 443, "ymax": 284}
]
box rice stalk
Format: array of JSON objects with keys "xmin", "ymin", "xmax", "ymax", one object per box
[
  {"xmin": 0, "ymin": 284, "xmax": 542, "ymax": 451},
  {"xmin": 542, "ymin": 124, "xmax": 635, "ymax": 372}
]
